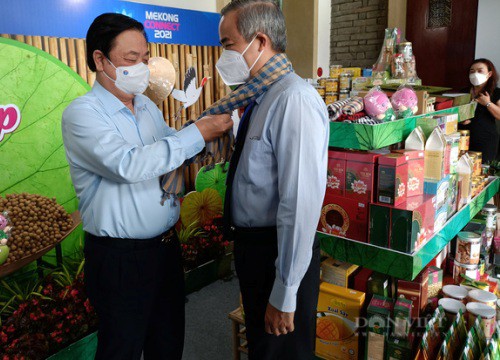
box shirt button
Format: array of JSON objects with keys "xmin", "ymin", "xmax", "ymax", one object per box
[{"xmin": 230, "ymin": 226, "xmax": 235, "ymax": 231}]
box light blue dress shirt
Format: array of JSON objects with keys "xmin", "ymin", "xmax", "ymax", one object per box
[
  {"xmin": 62, "ymin": 81, "xmax": 205, "ymax": 239},
  {"xmin": 230, "ymin": 72, "xmax": 329, "ymax": 312}
]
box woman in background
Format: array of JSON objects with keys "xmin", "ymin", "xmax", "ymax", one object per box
[{"xmin": 461, "ymin": 58, "xmax": 500, "ymax": 162}]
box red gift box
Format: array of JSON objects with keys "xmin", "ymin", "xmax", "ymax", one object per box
[
  {"xmin": 393, "ymin": 149, "xmax": 425, "ymax": 197},
  {"xmin": 397, "ymin": 268, "xmax": 429, "ymax": 320},
  {"xmin": 377, "ymin": 153, "xmax": 408, "ymax": 206},
  {"xmin": 327, "ymin": 150, "xmax": 346, "ymax": 196},
  {"xmin": 345, "ymin": 151, "xmax": 381, "ymax": 203},
  {"xmin": 353, "ymin": 268, "xmax": 373, "ymax": 294},
  {"xmin": 317, "ymin": 193, "xmax": 369, "ymax": 242}
]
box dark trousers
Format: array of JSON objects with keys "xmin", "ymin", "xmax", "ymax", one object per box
[
  {"xmin": 233, "ymin": 227, "xmax": 320, "ymax": 360},
  {"xmin": 84, "ymin": 232, "xmax": 185, "ymax": 360}
]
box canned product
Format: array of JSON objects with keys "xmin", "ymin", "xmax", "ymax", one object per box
[
  {"xmin": 324, "ymin": 92, "xmax": 338, "ymax": 104},
  {"xmin": 468, "ymin": 289, "xmax": 497, "ymax": 309},
  {"xmin": 455, "ymin": 231, "xmax": 481, "ymax": 264},
  {"xmin": 318, "ymin": 78, "xmax": 327, "ymax": 87},
  {"xmin": 339, "ymin": 90, "xmax": 349, "ymax": 100},
  {"xmin": 459, "ymin": 130, "xmax": 470, "ymax": 152},
  {"xmin": 398, "ymin": 42, "xmax": 413, "ymax": 61},
  {"xmin": 438, "ymin": 298, "xmax": 466, "ymax": 324},
  {"xmin": 315, "ymin": 86, "xmax": 326, "ymax": 97},
  {"xmin": 466, "ymin": 302, "xmax": 496, "ymax": 338},
  {"xmin": 329, "ymin": 65, "xmax": 342, "ymax": 78},
  {"xmin": 442, "ymin": 284, "xmax": 469, "ymax": 303},
  {"xmin": 453, "ymin": 260, "xmax": 479, "ymax": 283},
  {"xmin": 468, "ymin": 151, "xmax": 482, "ymax": 176},
  {"xmin": 480, "ymin": 204, "xmax": 497, "ymax": 230},
  {"xmin": 325, "ymin": 78, "xmax": 339, "ymax": 93},
  {"xmin": 339, "ymin": 73, "xmax": 352, "ymax": 90}
]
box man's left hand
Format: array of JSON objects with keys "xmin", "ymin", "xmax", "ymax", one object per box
[{"xmin": 264, "ymin": 302, "xmax": 295, "ymax": 336}]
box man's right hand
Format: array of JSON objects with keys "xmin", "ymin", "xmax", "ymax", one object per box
[{"xmin": 195, "ymin": 114, "xmax": 233, "ymax": 142}]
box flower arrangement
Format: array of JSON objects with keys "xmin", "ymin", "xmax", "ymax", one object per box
[
  {"xmin": 177, "ymin": 216, "xmax": 230, "ymax": 271},
  {"xmin": 0, "ymin": 260, "xmax": 97, "ymax": 360}
]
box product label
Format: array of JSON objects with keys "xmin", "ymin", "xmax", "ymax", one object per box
[
  {"xmin": 424, "ymin": 150, "xmax": 444, "ymax": 180},
  {"xmin": 367, "ymin": 332, "xmax": 386, "ymax": 360}
]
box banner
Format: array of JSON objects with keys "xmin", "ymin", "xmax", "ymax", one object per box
[{"xmin": 0, "ymin": 0, "xmax": 221, "ymax": 46}]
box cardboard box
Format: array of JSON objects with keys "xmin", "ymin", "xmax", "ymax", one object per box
[
  {"xmin": 416, "ymin": 114, "xmax": 458, "ymax": 138},
  {"xmin": 354, "ymin": 268, "xmax": 373, "ymax": 294},
  {"xmin": 424, "ymin": 175, "xmax": 450, "ymax": 210},
  {"xmin": 392, "ymin": 150, "xmax": 425, "ymax": 197},
  {"xmin": 318, "ymin": 193, "xmax": 369, "ymax": 242},
  {"xmin": 427, "ymin": 266, "xmax": 443, "ymax": 298},
  {"xmin": 345, "ymin": 152, "xmax": 381, "ymax": 203},
  {"xmin": 367, "ymin": 272, "xmax": 392, "ymax": 298},
  {"xmin": 434, "ymin": 204, "xmax": 448, "ymax": 233},
  {"xmin": 328, "ymin": 150, "xmax": 347, "ymax": 196},
  {"xmin": 321, "ymin": 258, "xmax": 360, "ymax": 288},
  {"xmin": 440, "ymin": 93, "xmax": 472, "ymax": 106},
  {"xmin": 385, "ymin": 336, "xmax": 414, "ymax": 360},
  {"xmin": 392, "ymin": 298, "xmax": 412, "ymax": 339},
  {"xmin": 397, "ymin": 269, "xmax": 429, "ymax": 320},
  {"xmin": 377, "ymin": 153, "xmax": 408, "ymax": 206},
  {"xmin": 365, "ymin": 296, "xmax": 394, "ymax": 360},
  {"xmin": 316, "ymin": 282, "xmax": 365, "ymax": 360},
  {"xmin": 446, "ymin": 174, "xmax": 459, "ymax": 219},
  {"xmin": 369, "ymin": 195, "xmax": 436, "ymax": 253}
]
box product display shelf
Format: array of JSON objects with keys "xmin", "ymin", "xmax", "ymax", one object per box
[
  {"xmin": 319, "ymin": 177, "xmax": 499, "ymax": 281},
  {"xmin": 329, "ymin": 102, "xmax": 477, "ymax": 150},
  {"xmin": 0, "ymin": 211, "xmax": 81, "ymax": 278}
]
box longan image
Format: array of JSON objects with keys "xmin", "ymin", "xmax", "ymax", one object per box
[{"xmin": 317, "ymin": 315, "xmax": 346, "ymax": 341}]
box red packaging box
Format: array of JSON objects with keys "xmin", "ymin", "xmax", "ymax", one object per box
[
  {"xmin": 354, "ymin": 268, "xmax": 373, "ymax": 293},
  {"xmin": 327, "ymin": 150, "xmax": 346, "ymax": 196},
  {"xmin": 345, "ymin": 151, "xmax": 380, "ymax": 202},
  {"xmin": 397, "ymin": 268, "xmax": 429, "ymax": 320},
  {"xmin": 317, "ymin": 193, "xmax": 369, "ymax": 242},
  {"xmin": 377, "ymin": 153, "xmax": 408, "ymax": 206},
  {"xmin": 393, "ymin": 150, "xmax": 425, "ymax": 197}
]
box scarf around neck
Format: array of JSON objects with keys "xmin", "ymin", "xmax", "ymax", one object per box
[{"xmin": 160, "ymin": 53, "xmax": 293, "ymax": 203}]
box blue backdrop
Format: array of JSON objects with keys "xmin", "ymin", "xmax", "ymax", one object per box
[{"xmin": 0, "ymin": 0, "xmax": 221, "ymax": 46}]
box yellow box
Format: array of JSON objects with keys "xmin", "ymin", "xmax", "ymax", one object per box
[
  {"xmin": 341, "ymin": 67, "xmax": 362, "ymax": 77},
  {"xmin": 351, "ymin": 76, "xmax": 371, "ymax": 90},
  {"xmin": 316, "ymin": 282, "xmax": 365, "ymax": 360},
  {"xmin": 321, "ymin": 258, "xmax": 359, "ymax": 288}
]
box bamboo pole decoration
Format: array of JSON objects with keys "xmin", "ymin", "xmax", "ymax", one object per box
[
  {"xmin": 179, "ymin": 45, "xmax": 187, "ymax": 125},
  {"xmin": 48, "ymin": 37, "xmax": 59, "ymax": 59},
  {"xmin": 167, "ymin": 44, "xmax": 175, "ymax": 127},
  {"xmin": 186, "ymin": 53, "xmax": 196, "ymax": 120},
  {"xmin": 0, "ymin": 34, "xmax": 9, "ymax": 39},
  {"xmin": 172, "ymin": 50, "xmax": 181, "ymax": 129},
  {"xmin": 14, "ymin": 35, "xmax": 25, "ymax": 43},
  {"xmin": 58, "ymin": 38, "xmax": 68, "ymax": 66},
  {"xmin": 42, "ymin": 36, "xmax": 50, "ymax": 53},
  {"xmin": 33, "ymin": 36, "xmax": 43, "ymax": 50},
  {"xmin": 75, "ymin": 39, "xmax": 87, "ymax": 83},
  {"xmin": 25, "ymin": 35, "xmax": 33, "ymax": 46},
  {"xmin": 67, "ymin": 38, "xmax": 77, "ymax": 74},
  {"xmin": 203, "ymin": 65, "xmax": 212, "ymax": 110}
]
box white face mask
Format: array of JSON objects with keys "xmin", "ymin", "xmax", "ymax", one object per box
[
  {"xmin": 103, "ymin": 59, "xmax": 150, "ymax": 95},
  {"xmin": 216, "ymin": 36, "xmax": 264, "ymax": 86},
  {"xmin": 469, "ymin": 72, "xmax": 488, "ymax": 87}
]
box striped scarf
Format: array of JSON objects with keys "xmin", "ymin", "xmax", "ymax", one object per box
[{"xmin": 160, "ymin": 53, "xmax": 293, "ymax": 203}]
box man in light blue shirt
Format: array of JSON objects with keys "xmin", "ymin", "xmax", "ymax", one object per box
[
  {"xmin": 219, "ymin": 1, "xmax": 328, "ymax": 359},
  {"xmin": 62, "ymin": 13, "xmax": 232, "ymax": 360}
]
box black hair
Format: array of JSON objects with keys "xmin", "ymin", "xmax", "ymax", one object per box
[{"xmin": 86, "ymin": 13, "xmax": 147, "ymax": 72}]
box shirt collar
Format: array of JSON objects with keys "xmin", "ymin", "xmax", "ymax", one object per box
[
  {"xmin": 92, "ymin": 81, "xmax": 147, "ymax": 114},
  {"xmin": 255, "ymin": 93, "xmax": 265, "ymax": 105}
]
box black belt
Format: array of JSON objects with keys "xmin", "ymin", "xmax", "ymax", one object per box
[
  {"xmin": 85, "ymin": 228, "xmax": 176, "ymax": 250},
  {"xmin": 228, "ymin": 225, "xmax": 277, "ymax": 242}
]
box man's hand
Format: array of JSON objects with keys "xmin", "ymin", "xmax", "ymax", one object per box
[
  {"xmin": 195, "ymin": 114, "xmax": 233, "ymax": 142},
  {"xmin": 264, "ymin": 302, "xmax": 295, "ymax": 336}
]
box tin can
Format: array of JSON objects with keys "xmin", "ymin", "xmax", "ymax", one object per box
[
  {"xmin": 391, "ymin": 54, "xmax": 405, "ymax": 79},
  {"xmin": 329, "ymin": 65, "xmax": 342, "ymax": 78},
  {"xmin": 315, "ymin": 86, "xmax": 326, "ymax": 97},
  {"xmin": 398, "ymin": 42, "xmax": 413, "ymax": 61},
  {"xmin": 324, "ymin": 92, "xmax": 338, "ymax": 104},
  {"xmin": 468, "ymin": 151, "xmax": 482, "ymax": 176},
  {"xmin": 318, "ymin": 78, "xmax": 327, "ymax": 87},
  {"xmin": 480, "ymin": 204, "xmax": 497, "ymax": 230},
  {"xmin": 442, "ymin": 284, "xmax": 469, "ymax": 303},
  {"xmin": 453, "ymin": 260, "xmax": 479, "ymax": 283},
  {"xmin": 339, "ymin": 73, "xmax": 352, "ymax": 90},
  {"xmin": 455, "ymin": 231, "xmax": 481, "ymax": 264},
  {"xmin": 439, "ymin": 298, "xmax": 466, "ymax": 324},
  {"xmin": 325, "ymin": 78, "xmax": 339, "ymax": 93},
  {"xmin": 339, "ymin": 89, "xmax": 349, "ymax": 100},
  {"xmin": 466, "ymin": 302, "xmax": 496, "ymax": 338},
  {"xmin": 468, "ymin": 289, "xmax": 497, "ymax": 309},
  {"xmin": 459, "ymin": 130, "xmax": 470, "ymax": 152}
]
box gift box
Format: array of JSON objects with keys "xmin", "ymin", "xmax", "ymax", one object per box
[
  {"xmin": 393, "ymin": 150, "xmax": 425, "ymax": 197},
  {"xmin": 377, "ymin": 153, "xmax": 408, "ymax": 206},
  {"xmin": 365, "ymin": 295, "xmax": 394, "ymax": 360},
  {"xmin": 327, "ymin": 150, "xmax": 346, "ymax": 196},
  {"xmin": 392, "ymin": 298, "xmax": 412, "ymax": 339},
  {"xmin": 424, "ymin": 175, "xmax": 450, "ymax": 210},
  {"xmin": 446, "ymin": 174, "xmax": 458, "ymax": 219},
  {"xmin": 434, "ymin": 205, "xmax": 448, "ymax": 233},
  {"xmin": 369, "ymin": 195, "xmax": 436, "ymax": 253},
  {"xmin": 385, "ymin": 336, "xmax": 414, "ymax": 360},
  {"xmin": 320, "ymin": 257, "xmax": 360, "ymax": 288},
  {"xmin": 345, "ymin": 152, "xmax": 381, "ymax": 203},
  {"xmin": 318, "ymin": 193, "xmax": 369, "ymax": 242},
  {"xmin": 367, "ymin": 272, "xmax": 392, "ymax": 298},
  {"xmin": 354, "ymin": 268, "xmax": 373, "ymax": 294},
  {"xmin": 397, "ymin": 268, "xmax": 429, "ymax": 320},
  {"xmin": 427, "ymin": 266, "xmax": 443, "ymax": 298},
  {"xmin": 416, "ymin": 113, "xmax": 458, "ymax": 138}
]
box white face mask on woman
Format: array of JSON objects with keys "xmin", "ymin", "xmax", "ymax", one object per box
[
  {"xmin": 469, "ymin": 72, "xmax": 489, "ymax": 87},
  {"xmin": 103, "ymin": 59, "xmax": 150, "ymax": 95},
  {"xmin": 216, "ymin": 36, "xmax": 264, "ymax": 86}
]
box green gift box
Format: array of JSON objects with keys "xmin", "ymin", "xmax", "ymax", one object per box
[{"xmin": 427, "ymin": 265, "xmax": 443, "ymax": 298}]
